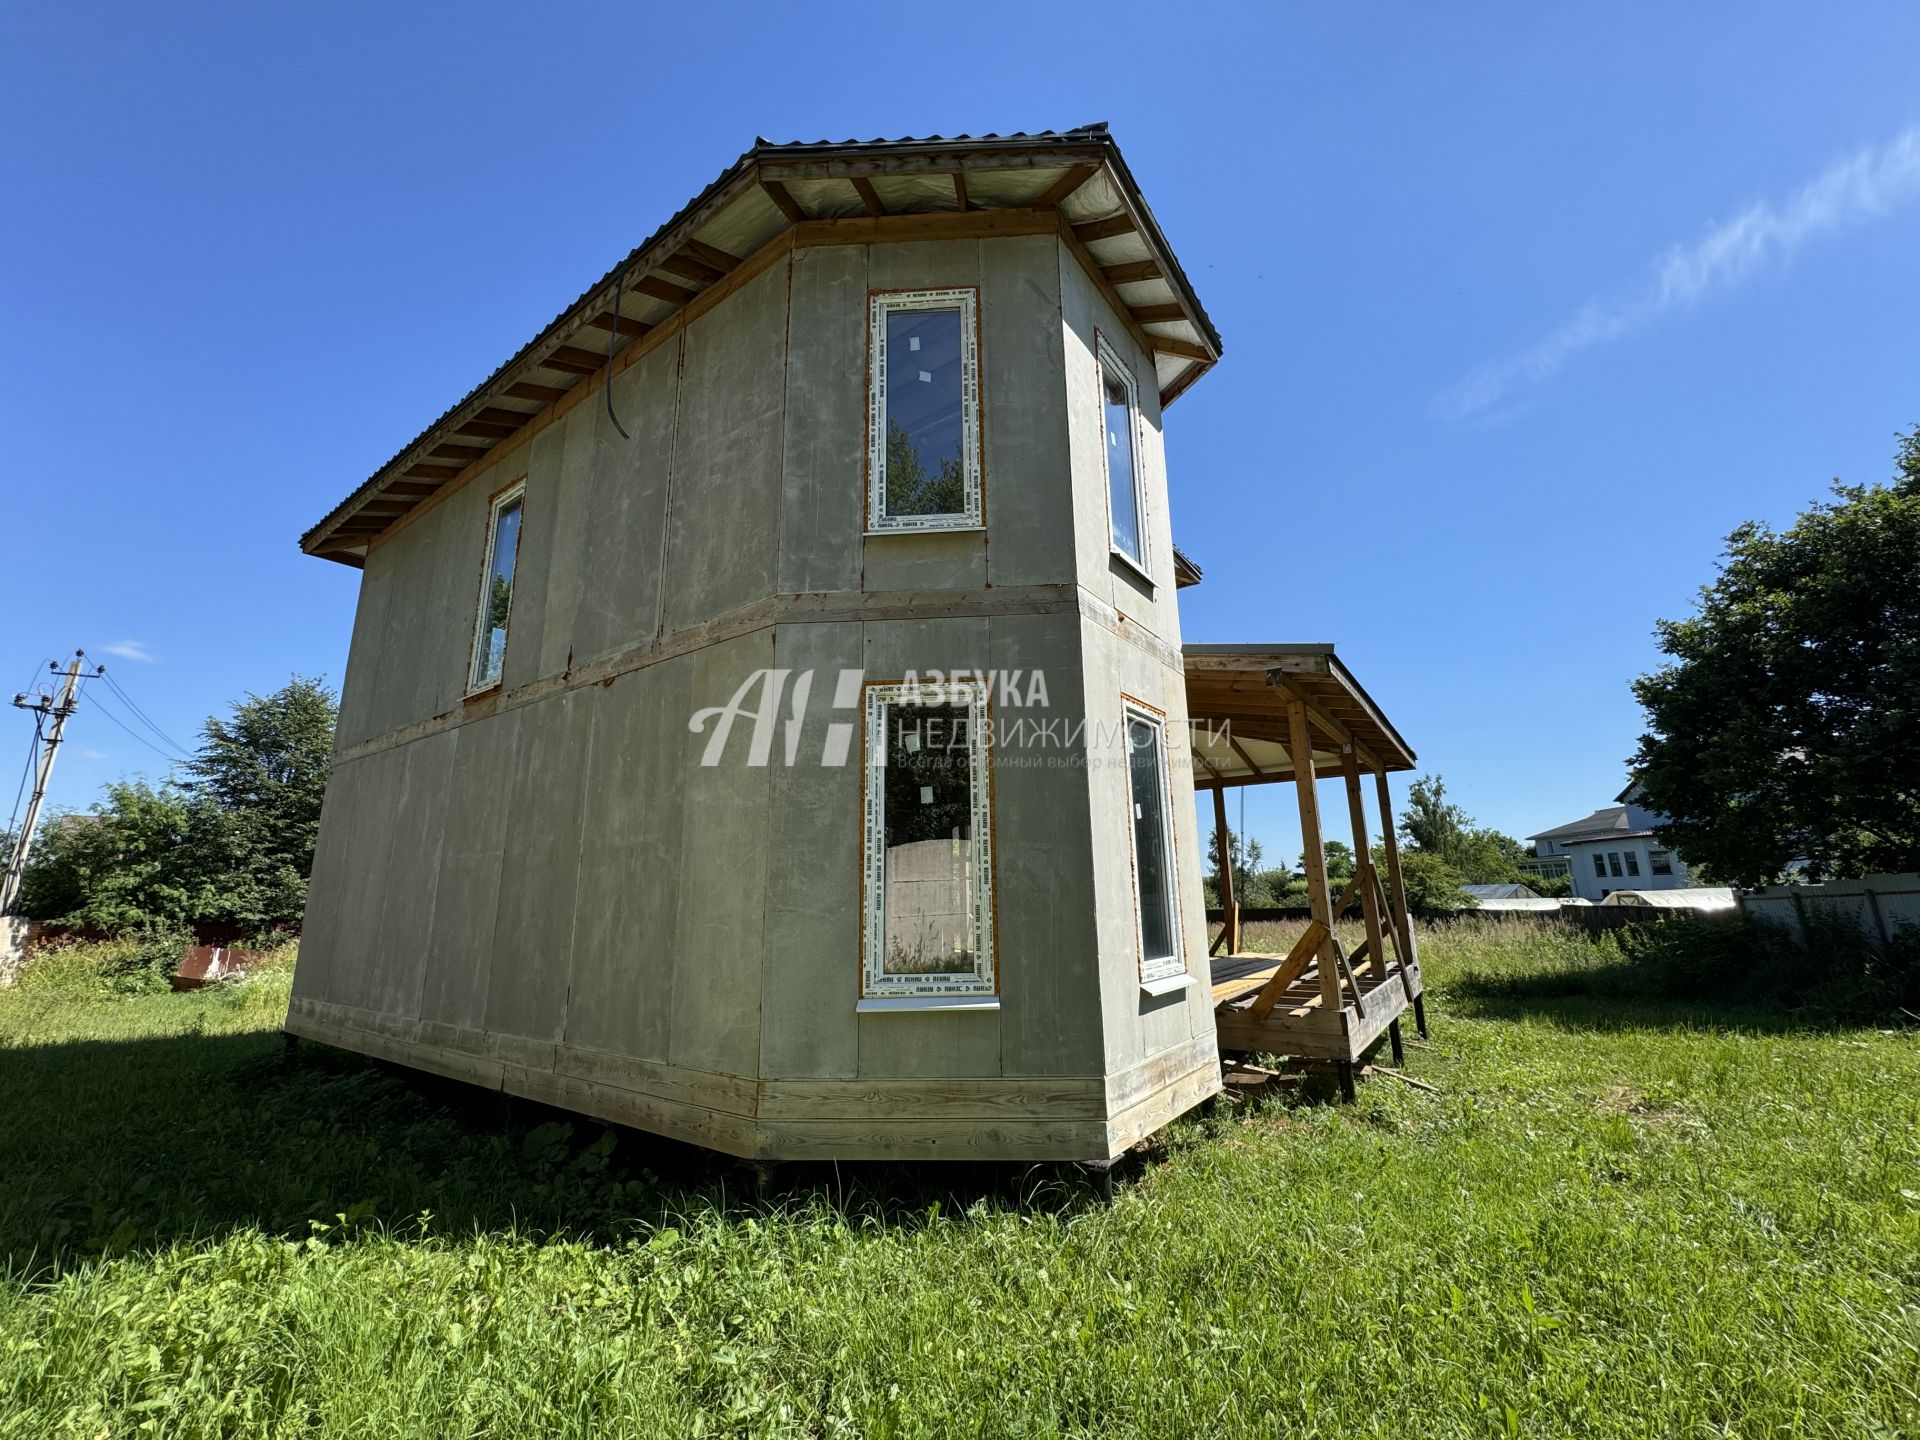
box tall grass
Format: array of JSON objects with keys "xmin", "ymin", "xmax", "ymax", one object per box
[{"xmin": 0, "ymin": 931, "xmax": 1915, "ymax": 1436}]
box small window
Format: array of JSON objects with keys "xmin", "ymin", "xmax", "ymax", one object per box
[
  {"xmin": 1624, "ymin": 851, "xmax": 1641, "ymax": 877},
  {"xmin": 468, "ymin": 482, "xmax": 525, "ymax": 692},
  {"xmin": 1593, "ymin": 853, "xmax": 1607, "ymax": 878},
  {"xmin": 1607, "ymin": 852, "xmax": 1623, "ymax": 877},
  {"xmin": 1123, "ymin": 700, "xmax": 1183, "ymax": 986},
  {"xmin": 861, "ymin": 680, "xmax": 994, "ymax": 999},
  {"xmin": 1097, "ymin": 334, "xmax": 1147, "ymax": 573},
  {"xmin": 1649, "ymin": 850, "xmax": 1673, "ymax": 876},
  {"xmin": 867, "ymin": 290, "xmax": 982, "ymax": 532}
]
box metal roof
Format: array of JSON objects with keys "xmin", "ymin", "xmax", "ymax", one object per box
[{"xmin": 301, "ymin": 125, "xmax": 1223, "ymax": 563}]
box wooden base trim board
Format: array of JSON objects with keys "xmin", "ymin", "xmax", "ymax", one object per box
[{"xmin": 285, "ymin": 997, "xmax": 1222, "ymax": 1163}]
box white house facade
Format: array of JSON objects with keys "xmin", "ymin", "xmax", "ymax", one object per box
[{"xmin": 1527, "ymin": 784, "xmax": 1691, "ymax": 902}]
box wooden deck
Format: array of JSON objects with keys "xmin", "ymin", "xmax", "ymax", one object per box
[{"xmin": 1209, "ymin": 948, "xmax": 1424, "ymax": 1071}]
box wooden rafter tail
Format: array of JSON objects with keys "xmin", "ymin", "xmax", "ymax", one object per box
[
  {"xmin": 1247, "ymin": 919, "xmax": 1329, "ymax": 1023},
  {"xmin": 1037, "ymin": 162, "xmax": 1099, "ymax": 209},
  {"xmin": 759, "ymin": 177, "xmax": 804, "ymax": 222},
  {"xmin": 1072, "ymin": 213, "xmax": 1136, "ymax": 244},
  {"xmin": 851, "ymin": 176, "xmax": 885, "ymax": 216},
  {"xmin": 589, "ymin": 312, "xmax": 652, "ymax": 339},
  {"xmin": 632, "ymin": 276, "xmax": 698, "ymax": 307}
]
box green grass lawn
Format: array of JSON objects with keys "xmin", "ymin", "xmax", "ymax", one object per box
[{"xmin": 0, "ymin": 922, "xmax": 1916, "ymax": 1437}]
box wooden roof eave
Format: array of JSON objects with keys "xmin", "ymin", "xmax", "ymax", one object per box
[{"xmin": 303, "ymin": 133, "xmax": 1222, "ymax": 565}]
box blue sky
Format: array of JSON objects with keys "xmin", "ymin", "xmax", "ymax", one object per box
[{"xmin": 5, "ymin": 3, "xmax": 1918, "ymax": 868}]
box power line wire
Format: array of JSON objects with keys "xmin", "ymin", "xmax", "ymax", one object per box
[
  {"xmin": 98, "ymin": 669, "xmax": 192, "ymax": 758},
  {"xmin": 85, "ymin": 690, "xmax": 190, "ymax": 766}
]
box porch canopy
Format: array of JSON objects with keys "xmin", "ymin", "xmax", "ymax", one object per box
[
  {"xmin": 1185, "ymin": 644, "xmax": 1416, "ymax": 788},
  {"xmin": 1181, "ymin": 644, "xmax": 1425, "ymax": 1088}
]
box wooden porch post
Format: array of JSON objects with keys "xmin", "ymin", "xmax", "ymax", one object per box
[
  {"xmin": 1342, "ymin": 750, "xmax": 1390, "ymax": 986},
  {"xmin": 1286, "ymin": 699, "xmax": 1342, "ymax": 1009},
  {"xmin": 1211, "ymin": 784, "xmax": 1238, "ymax": 957},
  {"xmin": 1374, "ymin": 765, "xmax": 1427, "ymax": 1038}
]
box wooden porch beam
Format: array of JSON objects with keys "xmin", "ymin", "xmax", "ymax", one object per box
[
  {"xmin": 431, "ymin": 443, "xmax": 491, "ymax": 463},
  {"xmin": 505, "ymin": 381, "xmax": 567, "ymax": 404},
  {"xmin": 1374, "ymin": 764, "xmax": 1422, "ymax": 1017},
  {"xmin": 1287, "ymin": 698, "xmax": 1343, "ymax": 1010},
  {"xmin": 1343, "ymin": 750, "xmax": 1392, "ymax": 987},
  {"xmin": 1133, "ymin": 303, "xmax": 1186, "ymax": 324},
  {"xmin": 1273, "ymin": 675, "xmax": 1384, "ymax": 773},
  {"xmin": 1212, "ymin": 786, "xmax": 1238, "ymax": 958},
  {"xmin": 951, "ymin": 172, "xmax": 969, "ymax": 211},
  {"xmin": 851, "ymin": 176, "xmax": 885, "ymax": 216},
  {"xmin": 1103, "ymin": 260, "xmax": 1162, "ymax": 285}
]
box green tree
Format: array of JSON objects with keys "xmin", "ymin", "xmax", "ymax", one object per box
[
  {"xmin": 1631, "ymin": 429, "xmax": 1920, "ymax": 885},
  {"xmin": 1398, "ymin": 773, "xmax": 1532, "ymax": 888},
  {"xmin": 884, "ymin": 420, "xmax": 966, "ymax": 517},
  {"xmin": 1394, "ymin": 850, "xmax": 1477, "ymax": 912},
  {"xmin": 182, "ymin": 676, "xmax": 338, "ymax": 931},
  {"xmin": 13, "ymin": 783, "xmax": 205, "ymax": 930}
]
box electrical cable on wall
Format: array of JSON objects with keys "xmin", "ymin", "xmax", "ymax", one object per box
[{"xmin": 603, "ymin": 267, "xmax": 632, "ymax": 440}]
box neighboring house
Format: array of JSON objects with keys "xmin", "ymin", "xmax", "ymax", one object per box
[
  {"xmin": 286, "ymin": 127, "xmax": 1258, "ymax": 1166},
  {"xmin": 1527, "ymin": 783, "xmax": 1690, "ymax": 902}
]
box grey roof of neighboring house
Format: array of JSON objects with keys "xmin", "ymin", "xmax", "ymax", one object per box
[{"xmin": 1527, "ymin": 805, "xmax": 1632, "ymax": 843}]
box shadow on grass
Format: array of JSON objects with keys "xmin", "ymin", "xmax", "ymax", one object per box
[
  {"xmin": 1433, "ymin": 966, "xmax": 1854, "ymax": 1035},
  {"xmin": 0, "ymin": 1028, "xmax": 1116, "ymax": 1280}
]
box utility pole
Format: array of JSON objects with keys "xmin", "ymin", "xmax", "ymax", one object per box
[{"xmin": 2, "ymin": 651, "xmax": 99, "ymax": 916}]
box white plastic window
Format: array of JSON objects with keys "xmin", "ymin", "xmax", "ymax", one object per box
[
  {"xmin": 867, "ymin": 290, "xmax": 982, "ymax": 532},
  {"xmin": 1123, "ymin": 700, "xmax": 1183, "ymax": 985},
  {"xmin": 1097, "ymin": 334, "xmax": 1148, "ymax": 574},
  {"xmin": 861, "ymin": 680, "xmax": 995, "ymax": 999},
  {"xmin": 468, "ymin": 482, "xmax": 524, "ymax": 692}
]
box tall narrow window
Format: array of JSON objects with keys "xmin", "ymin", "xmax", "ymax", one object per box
[
  {"xmin": 468, "ymin": 482, "xmax": 524, "ymax": 692},
  {"xmin": 1607, "ymin": 852, "xmax": 1623, "ymax": 877},
  {"xmin": 1124, "ymin": 700, "xmax": 1184, "ymax": 988},
  {"xmin": 867, "ymin": 289, "xmax": 982, "ymax": 532},
  {"xmin": 1097, "ymin": 334, "xmax": 1147, "ymax": 573},
  {"xmin": 861, "ymin": 679, "xmax": 995, "ymax": 1002},
  {"xmin": 1624, "ymin": 851, "xmax": 1641, "ymax": 877},
  {"xmin": 1593, "ymin": 853, "xmax": 1607, "ymax": 878}
]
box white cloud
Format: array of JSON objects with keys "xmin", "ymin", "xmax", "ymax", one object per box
[
  {"xmin": 1436, "ymin": 125, "xmax": 1920, "ymax": 420},
  {"xmin": 101, "ymin": 640, "xmax": 154, "ymax": 663}
]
